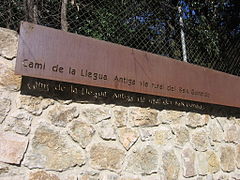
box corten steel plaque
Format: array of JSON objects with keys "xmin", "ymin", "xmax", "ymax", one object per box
[{"xmin": 16, "ymin": 22, "xmax": 240, "ymax": 108}]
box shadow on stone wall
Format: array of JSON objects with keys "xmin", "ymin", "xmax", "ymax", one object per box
[{"xmin": 21, "ymin": 76, "xmax": 240, "ymax": 118}]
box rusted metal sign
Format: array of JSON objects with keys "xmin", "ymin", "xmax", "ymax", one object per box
[{"xmin": 16, "ymin": 22, "xmax": 240, "ymax": 108}]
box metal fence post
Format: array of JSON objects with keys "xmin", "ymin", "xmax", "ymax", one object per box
[{"xmin": 178, "ymin": 6, "xmax": 187, "ymax": 62}]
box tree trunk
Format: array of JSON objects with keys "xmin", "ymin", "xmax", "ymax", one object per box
[{"xmin": 61, "ymin": 0, "xmax": 68, "ymax": 31}]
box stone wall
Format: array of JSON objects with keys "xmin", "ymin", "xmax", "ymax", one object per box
[{"xmin": 0, "ymin": 27, "xmax": 240, "ymax": 180}]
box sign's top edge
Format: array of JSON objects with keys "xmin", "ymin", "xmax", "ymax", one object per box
[{"xmin": 20, "ymin": 21, "xmax": 240, "ymax": 80}]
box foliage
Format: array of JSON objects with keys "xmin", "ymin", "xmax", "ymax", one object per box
[
  {"xmin": 183, "ymin": 0, "xmax": 240, "ymax": 73},
  {"xmin": 0, "ymin": 0, "xmax": 239, "ymax": 75}
]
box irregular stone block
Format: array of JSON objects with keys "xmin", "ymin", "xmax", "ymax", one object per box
[
  {"xmin": 60, "ymin": 175, "xmax": 77, "ymax": 180},
  {"xmin": 207, "ymin": 151, "xmax": 220, "ymax": 173},
  {"xmin": 186, "ymin": 113, "xmax": 209, "ymax": 128},
  {"xmin": 120, "ymin": 177, "xmax": 140, "ymax": 180},
  {"xmin": 235, "ymin": 118, "xmax": 240, "ymax": 127},
  {"xmin": 197, "ymin": 152, "xmax": 208, "ymax": 176},
  {"xmin": 126, "ymin": 145, "xmax": 158, "ymax": 175},
  {"xmin": 112, "ymin": 107, "xmax": 127, "ymax": 127},
  {"xmin": 4, "ymin": 110, "xmax": 32, "ymax": 135},
  {"xmin": 98, "ymin": 171, "xmax": 119, "ymax": 180},
  {"xmin": 139, "ymin": 128, "xmax": 152, "ymax": 141},
  {"xmin": 232, "ymin": 173, "xmax": 240, "ymax": 180},
  {"xmin": 48, "ymin": 105, "xmax": 78, "ymax": 127},
  {"xmin": 0, "ymin": 28, "xmax": 18, "ymax": 59},
  {"xmin": 197, "ymin": 151, "xmax": 220, "ymax": 175},
  {"xmin": 0, "ymin": 162, "xmax": 28, "ymax": 178},
  {"xmin": 0, "ymin": 59, "xmax": 21, "ymax": 91},
  {"xmin": 0, "ymin": 98, "xmax": 11, "ymax": 123},
  {"xmin": 23, "ymin": 125, "xmax": 85, "ymax": 171},
  {"xmin": 118, "ymin": 127, "xmax": 139, "ymax": 150},
  {"xmin": 0, "ymin": 175, "xmax": 26, "ymax": 180},
  {"xmin": 154, "ymin": 127, "xmax": 172, "ymax": 145},
  {"xmin": 140, "ymin": 127, "xmax": 173, "ymax": 144},
  {"xmin": 195, "ymin": 177, "xmax": 204, "ymax": 180},
  {"xmin": 209, "ymin": 119, "xmax": 223, "ymax": 143},
  {"xmin": 129, "ymin": 108, "xmax": 159, "ymax": 127},
  {"xmin": 90, "ymin": 143, "xmax": 125, "ymax": 172},
  {"xmin": 191, "ymin": 129, "xmax": 208, "ymax": 152},
  {"xmin": 236, "ymin": 144, "xmax": 240, "ymax": 169},
  {"xmin": 182, "ymin": 147, "xmax": 196, "ymax": 178},
  {"xmin": 80, "ymin": 174, "xmax": 99, "ymax": 180},
  {"xmin": 172, "ymin": 126, "xmax": 189, "ymax": 147},
  {"xmin": 29, "ymin": 171, "xmax": 60, "ymax": 180},
  {"xmin": 162, "ymin": 149, "xmax": 180, "ymax": 180},
  {"xmin": 224, "ymin": 124, "xmax": 239, "ymax": 143},
  {"xmin": 220, "ymin": 146, "xmax": 235, "ymax": 172},
  {"xmin": 158, "ymin": 110, "xmax": 185, "ymax": 124},
  {"xmin": 18, "ymin": 95, "xmax": 54, "ymax": 115},
  {"xmin": 0, "ymin": 164, "xmax": 9, "ymax": 175},
  {"xmin": 68, "ymin": 120, "xmax": 95, "ymax": 148},
  {"xmin": 216, "ymin": 117, "xmax": 228, "ymax": 130},
  {"xmin": 97, "ymin": 120, "xmax": 116, "ymax": 140},
  {"xmin": 215, "ymin": 174, "xmax": 230, "ymax": 180},
  {"xmin": 141, "ymin": 174, "xmax": 161, "ymax": 180},
  {"xmin": 81, "ymin": 105, "xmax": 111, "ymax": 124},
  {"xmin": 0, "ymin": 132, "xmax": 28, "ymax": 164}
]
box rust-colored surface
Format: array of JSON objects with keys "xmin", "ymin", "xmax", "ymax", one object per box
[{"xmin": 16, "ymin": 22, "xmax": 240, "ymax": 108}]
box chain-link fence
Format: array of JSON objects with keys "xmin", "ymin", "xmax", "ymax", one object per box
[{"xmin": 1, "ymin": 0, "xmax": 239, "ymax": 76}]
